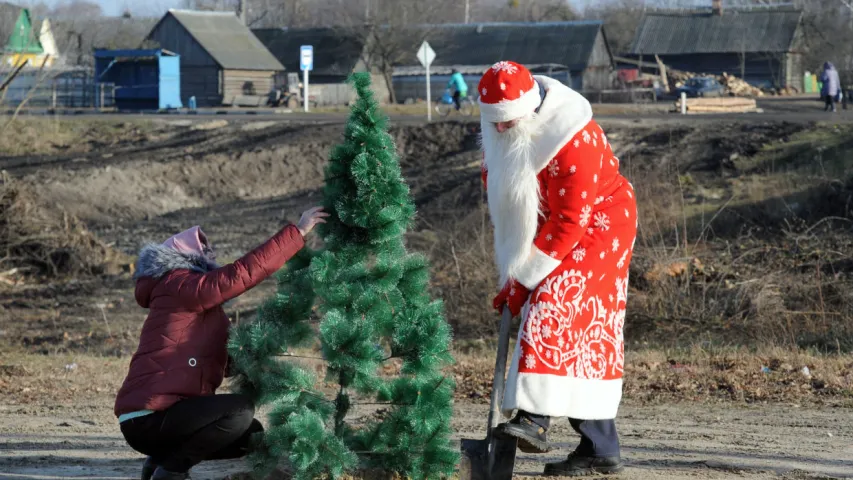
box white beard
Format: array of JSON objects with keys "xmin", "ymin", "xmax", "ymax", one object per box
[{"xmin": 481, "ymin": 114, "xmax": 543, "ymax": 286}]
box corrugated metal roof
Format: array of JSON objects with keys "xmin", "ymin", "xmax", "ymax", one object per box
[
  {"xmin": 253, "ymin": 27, "xmax": 364, "ymax": 76},
  {"xmin": 165, "ymin": 9, "xmax": 283, "ymax": 71},
  {"xmin": 397, "ymin": 21, "xmax": 607, "ymax": 72},
  {"xmin": 630, "ymin": 9, "xmax": 802, "ymax": 55}
]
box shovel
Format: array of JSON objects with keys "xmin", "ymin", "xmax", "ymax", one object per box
[{"xmin": 459, "ymin": 306, "xmax": 518, "ymax": 480}]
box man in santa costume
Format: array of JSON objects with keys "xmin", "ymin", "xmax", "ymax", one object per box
[{"xmin": 478, "ymin": 60, "xmax": 636, "ymax": 476}]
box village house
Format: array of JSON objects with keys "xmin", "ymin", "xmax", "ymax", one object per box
[
  {"xmin": 628, "ymin": 1, "xmax": 805, "ymax": 91},
  {"xmin": 146, "ymin": 9, "xmax": 284, "ymax": 107}
]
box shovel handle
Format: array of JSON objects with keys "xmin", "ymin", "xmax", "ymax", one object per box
[{"xmin": 486, "ymin": 306, "xmax": 514, "ymax": 438}]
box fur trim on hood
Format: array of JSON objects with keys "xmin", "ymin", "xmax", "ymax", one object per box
[{"xmin": 134, "ymin": 243, "xmax": 219, "ymax": 280}]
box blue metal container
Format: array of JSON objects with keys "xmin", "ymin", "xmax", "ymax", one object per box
[{"xmin": 94, "ymin": 49, "xmax": 183, "ymax": 111}]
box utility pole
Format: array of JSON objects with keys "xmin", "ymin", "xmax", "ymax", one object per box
[
  {"xmin": 365, "ymin": 0, "xmax": 370, "ymax": 21},
  {"xmin": 465, "ymin": 0, "xmax": 470, "ymax": 23}
]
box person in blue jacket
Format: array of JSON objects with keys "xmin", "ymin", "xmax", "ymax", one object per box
[{"xmin": 447, "ymin": 69, "xmax": 469, "ymax": 111}]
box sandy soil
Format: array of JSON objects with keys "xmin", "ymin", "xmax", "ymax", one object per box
[{"xmin": 1, "ymin": 400, "xmax": 850, "ymax": 480}]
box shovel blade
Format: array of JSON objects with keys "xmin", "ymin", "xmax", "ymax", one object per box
[
  {"xmin": 459, "ymin": 439, "xmax": 488, "ymax": 480},
  {"xmin": 488, "ymin": 432, "xmax": 518, "ymax": 480},
  {"xmin": 459, "ymin": 435, "xmax": 518, "ymax": 480}
]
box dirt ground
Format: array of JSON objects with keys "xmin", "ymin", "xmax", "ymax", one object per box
[
  {"xmin": 0, "ymin": 351, "xmax": 850, "ymax": 479},
  {"xmin": 1, "ymin": 114, "xmax": 852, "ymax": 479},
  {"xmin": 2, "ymin": 399, "xmax": 851, "ymax": 480}
]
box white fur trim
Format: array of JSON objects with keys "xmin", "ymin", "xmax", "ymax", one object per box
[
  {"xmin": 503, "ymin": 370, "xmax": 623, "ymax": 419},
  {"xmin": 479, "ymin": 81, "xmax": 542, "ymax": 123},
  {"xmin": 501, "ymin": 309, "xmax": 623, "ymax": 419},
  {"xmin": 514, "ymin": 246, "xmax": 562, "ymax": 290},
  {"xmin": 529, "ymin": 76, "xmax": 593, "ymax": 173}
]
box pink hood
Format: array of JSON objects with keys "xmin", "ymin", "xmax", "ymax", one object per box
[{"xmin": 162, "ymin": 226, "xmax": 208, "ymax": 256}]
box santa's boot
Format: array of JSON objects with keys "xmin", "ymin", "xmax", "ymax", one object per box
[
  {"xmin": 141, "ymin": 457, "xmax": 157, "ymax": 480},
  {"xmin": 496, "ymin": 412, "xmax": 551, "ymax": 453},
  {"xmin": 543, "ymin": 450, "xmax": 624, "ymax": 477},
  {"xmin": 151, "ymin": 466, "xmax": 191, "ymax": 480}
]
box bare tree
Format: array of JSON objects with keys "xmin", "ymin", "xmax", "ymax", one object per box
[
  {"xmin": 46, "ymin": 0, "xmax": 103, "ymax": 20},
  {"xmin": 583, "ymin": 0, "xmax": 645, "ymax": 54},
  {"xmin": 303, "ymin": 0, "xmax": 458, "ymax": 103},
  {"xmin": 181, "ymin": 0, "xmax": 238, "ymax": 10},
  {"xmin": 483, "ymin": 0, "xmax": 579, "ymax": 22}
]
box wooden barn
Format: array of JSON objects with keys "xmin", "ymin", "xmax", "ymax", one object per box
[
  {"xmin": 628, "ymin": 3, "xmax": 805, "ymax": 91},
  {"xmin": 146, "ymin": 9, "xmax": 284, "ymax": 107}
]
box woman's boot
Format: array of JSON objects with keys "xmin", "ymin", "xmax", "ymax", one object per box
[
  {"xmin": 151, "ymin": 466, "xmax": 191, "ymax": 480},
  {"xmin": 141, "ymin": 457, "xmax": 157, "ymax": 480}
]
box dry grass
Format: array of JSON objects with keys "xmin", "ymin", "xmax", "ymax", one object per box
[
  {"xmin": 314, "ymin": 102, "xmax": 480, "ymax": 118},
  {"xmin": 0, "ymin": 176, "xmax": 131, "ymax": 279},
  {"xmin": 0, "ymin": 116, "xmax": 157, "ymax": 156},
  {"xmin": 618, "ymin": 124, "xmax": 853, "ymax": 351},
  {"xmin": 0, "ymin": 352, "xmax": 128, "ymax": 406},
  {"xmin": 312, "ymin": 102, "xmax": 669, "ymax": 117},
  {"xmin": 451, "ymin": 340, "xmax": 853, "ymax": 407},
  {"xmin": 2, "ymin": 345, "xmax": 849, "ymax": 409},
  {"xmin": 622, "ymin": 346, "xmax": 853, "ymax": 405},
  {"xmin": 417, "ymin": 122, "xmax": 853, "ymax": 352},
  {"xmin": 0, "ymin": 118, "xmax": 851, "ymax": 409},
  {"xmin": 0, "ymin": 116, "xmax": 98, "ymax": 156}
]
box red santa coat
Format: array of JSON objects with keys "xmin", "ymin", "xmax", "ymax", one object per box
[{"xmin": 482, "ymin": 76, "xmax": 637, "ymax": 420}]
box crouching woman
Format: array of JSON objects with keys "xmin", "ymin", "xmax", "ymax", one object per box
[{"xmin": 114, "ymin": 207, "xmax": 328, "ymax": 480}]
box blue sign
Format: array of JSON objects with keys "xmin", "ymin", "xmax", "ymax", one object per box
[{"xmin": 300, "ymin": 45, "xmax": 313, "ymax": 71}]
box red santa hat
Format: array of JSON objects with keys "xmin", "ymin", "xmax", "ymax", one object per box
[{"xmin": 477, "ymin": 61, "xmax": 541, "ymax": 123}]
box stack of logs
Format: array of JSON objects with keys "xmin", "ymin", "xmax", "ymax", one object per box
[
  {"xmin": 668, "ymin": 70, "xmax": 768, "ymax": 97},
  {"xmin": 720, "ymin": 73, "xmax": 764, "ymax": 97},
  {"xmin": 675, "ymin": 96, "xmax": 759, "ymax": 114}
]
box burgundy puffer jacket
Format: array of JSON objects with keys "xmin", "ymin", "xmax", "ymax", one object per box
[{"xmin": 114, "ymin": 225, "xmax": 304, "ymax": 417}]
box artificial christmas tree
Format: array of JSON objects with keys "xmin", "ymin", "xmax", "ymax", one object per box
[{"xmin": 228, "ymin": 73, "xmax": 458, "ymax": 480}]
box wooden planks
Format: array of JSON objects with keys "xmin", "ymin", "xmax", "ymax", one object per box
[
  {"xmin": 222, "ymin": 69, "xmax": 274, "ymax": 106},
  {"xmin": 675, "ymin": 96, "xmax": 759, "ymax": 114}
]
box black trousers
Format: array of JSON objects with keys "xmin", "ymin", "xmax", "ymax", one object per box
[
  {"xmin": 453, "ymin": 91, "xmax": 462, "ymax": 110},
  {"xmin": 825, "ymin": 94, "xmax": 837, "ymax": 111},
  {"xmin": 120, "ymin": 394, "xmax": 263, "ymax": 473},
  {"xmin": 524, "ymin": 411, "xmax": 620, "ymax": 457}
]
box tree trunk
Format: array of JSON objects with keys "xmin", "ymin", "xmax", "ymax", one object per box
[{"xmin": 383, "ymin": 65, "xmax": 397, "ymax": 104}]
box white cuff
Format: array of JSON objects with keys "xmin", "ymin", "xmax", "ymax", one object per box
[{"xmin": 514, "ymin": 246, "xmax": 562, "ymax": 290}]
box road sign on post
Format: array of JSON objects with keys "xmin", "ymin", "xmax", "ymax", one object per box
[
  {"xmin": 300, "ymin": 45, "xmax": 313, "ymax": 112},
  {"xmin": 417, "ymin": 41, "xmax": 436, "ymax": 122}
]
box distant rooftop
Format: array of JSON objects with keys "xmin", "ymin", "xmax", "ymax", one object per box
[
  {"xmin": 155, "ymin": 9, "xmax": 283, "ymax": 71},
  {"xmin": 629, "ymin": 8, "xmax": 803, "ymax": 55},
  {"xmin": 395, "ymin": 21, "xmax": 609, "ymax": 72}
]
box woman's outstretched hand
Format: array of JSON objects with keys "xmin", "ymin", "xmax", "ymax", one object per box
[{"xmin": 296, "ymin": 207, "xmax": 330, "ymax": 237}]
